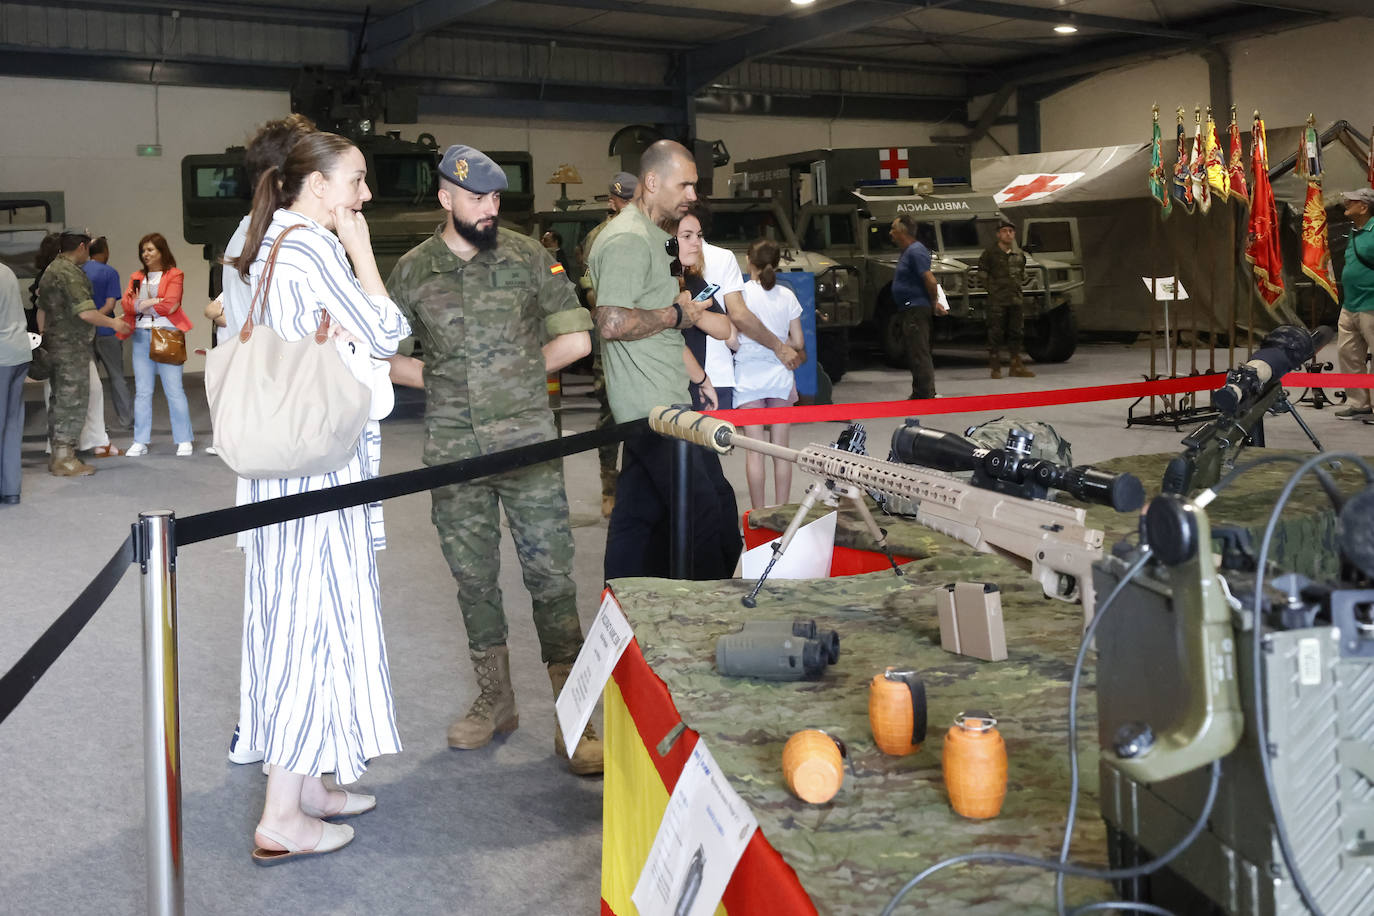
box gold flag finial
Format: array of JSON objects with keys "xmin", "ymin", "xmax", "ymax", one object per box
[
  {"xmin": 1194, "ymin": 106, "xmax": 1202, "ymax": 123},
  {"xmin": 1152, "ymin": 103, "xmax": 1159, "ymax": 120}
]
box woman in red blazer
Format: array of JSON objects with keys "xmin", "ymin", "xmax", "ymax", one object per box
[{"xmin": 118, "ymin": 233, "xmax": 195, "ymax": 456}]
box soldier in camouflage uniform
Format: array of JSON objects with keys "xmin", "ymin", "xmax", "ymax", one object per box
[
  {"xmin": 35, "ymin": 229, "xmax": 130, "ymax": 476},
  {"xmin": 386, "ymin": 145, "xmax": 602, "ymax": 775},
  {"xmin": 979, "ymin": 219, "xmax": 1034, "ymax": 379},
  {"xmin": 579, "ymin": 171, "xmax": 637, "ymax": 516}
]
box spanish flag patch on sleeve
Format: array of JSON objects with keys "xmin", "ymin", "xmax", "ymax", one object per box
[{"xmin": 550, "ymin": 263, "xmax": 565, "ymax": 276}]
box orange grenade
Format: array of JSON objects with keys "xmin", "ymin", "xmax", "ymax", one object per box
[
  {"xmin": 869, "ymin": 668, "xmax": 927, "ymax": 756},
  {"xmin": 942, "ymin": 711, "xmax": 1008, "ymax": 819},
  {"xmin": 782, "ymin": 729, "xmax": 846, "ymax": 804}
]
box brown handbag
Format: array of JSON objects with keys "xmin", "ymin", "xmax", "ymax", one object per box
[{"xmin": 149, "ymin": 326, "xmax": 187, "ymax": 365}]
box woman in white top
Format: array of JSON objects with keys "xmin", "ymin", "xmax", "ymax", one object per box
[
  {"xmin": 735, "ymin": 238, "xmax": 806, "ymax": 509},
  {"xmin": 229, "ymin": 131, "xmax": 411, "ymax": 865}
]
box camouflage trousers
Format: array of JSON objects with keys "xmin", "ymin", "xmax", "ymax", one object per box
[
  {"xmin": 46, "ymin": 341, "xmax": 91, "ymax": 447},
  {"xmin": 986, "ymin": 297, "xmax": 1025, "ymax": 355},
  {"xmin": 593, "ymin": 349, "xmax": 618, "ymax": 493},
  {"xmin": 431, "ymin": 459, "xmax": 583, "ymax": 665}
]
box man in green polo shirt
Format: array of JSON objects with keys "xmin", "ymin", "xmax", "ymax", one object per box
[
  {"xmin": 588, "ymin": 140, "xmax": 743, "ymax": 581},
  {"xmin": 387, "ymin": 144, "xmax": 602, "ymax": 774},
  {"xmin": 1336, "ymin": 188, "xmax": 1374, "ymax": 421}
]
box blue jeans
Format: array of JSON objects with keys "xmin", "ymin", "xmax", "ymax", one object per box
[{"xmin": 131, "ymin": 328, "xmax": 193, "ymax": 444}]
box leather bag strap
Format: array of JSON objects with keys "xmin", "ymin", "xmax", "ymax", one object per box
[{"xmin": 241, "ymin": 223, "xmax": 309, "ymax": 343}]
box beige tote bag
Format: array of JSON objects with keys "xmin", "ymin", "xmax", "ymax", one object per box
[{"xmin": 205, "ymin": 224, "xmax": 371, "ymax": 479}]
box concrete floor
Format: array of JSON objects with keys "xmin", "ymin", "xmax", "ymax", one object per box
[{"xmin": 0, "ymin": 336, "xmax": 1367, "ymax": 915}]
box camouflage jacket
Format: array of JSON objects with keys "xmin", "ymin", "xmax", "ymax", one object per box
[
  {"xmin": 387, "ymin": 225, "xmax": 593, "ymax": 462},
  {"xmin": 36, "ymin": 256, "xmax": 96, "ymax": 353},
  {"xmin": 977, "ymin": 244, "xmax": 1026, "ymax": 306}
]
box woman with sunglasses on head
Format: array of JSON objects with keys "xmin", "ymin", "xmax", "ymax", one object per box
[
  {"xmin": 670, "ymin": 211, "xmax": 736, "ymax": 410},
  {"xmin": 118, "ymin": 233, "xmax": 193, "ymax": 456}
]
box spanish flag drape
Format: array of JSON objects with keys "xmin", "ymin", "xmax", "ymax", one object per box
[
  {"xmin": 1204, "ymin": 108, "xmax": 1229, "ymax": 202},
  {"xmin": 601, "ymin": 637, "xmax": 817, "ymax": 916},
  {"xmin": 1297, "ymin": 117, "xmax": 1338, "ymax": 302},
  {"xmin": 1245, "ymin": 115, "xmax": 1284, "ymax": 307}
]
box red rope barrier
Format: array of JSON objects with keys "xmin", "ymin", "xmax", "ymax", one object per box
[{"xmin": 707, "ymin": 372, "xmax": 1374, "ymax": 427}]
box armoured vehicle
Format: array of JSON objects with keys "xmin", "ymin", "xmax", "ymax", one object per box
[
  {"xmin": 798, "ymin": 188, "xmax": 1085, "ymax": 365},
  {"xmin": 0, "ymin": 192, "xmax": 64, "ymax": 285},
  {"xmin": 532, "ymin": 197, "xmax": 860, "ymax": 380},
  {"xmin": 181, "ymin": 135, "xmax": 533, "ymax": 299}
]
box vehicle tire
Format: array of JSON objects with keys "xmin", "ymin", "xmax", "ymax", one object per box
[
  {"xmin": 877, "ymin": 290, "xmax": 910, "ymax": 369},
  {"xmin": 817, "ymin": 328, "xmax": 849, "ymax": 383},
  {"xmin": 1025, "ymin": 305, "xmax": 1078, "ymax": 363}
]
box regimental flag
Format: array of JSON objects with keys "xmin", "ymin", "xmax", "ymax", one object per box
[
  {"xmin": 1190, "ymin": 107, "xmax": 1211, "ymax": 215},
  {"xmin": 1297, "ymin": 117, "xmax": 1338, "ymax": 302},
  {"xmin": 1204, "ymin": 108, "xmax": 1229, "ymax": 202},
  {"xmin": 1245, "ymin": 114, "xmax": 1284, "ymax": 307},
  {"xmin": 1149, "ymin": 105, "xmax": 1172, "ymax": 217},
  {"xmin": 1171, "ymin": 107, "xmax": 1194, "ymax": 214},
  {"xmin": 1227, "ymin": 109, "xmax": 1249, "ymax": 204},
  {"xmin": 1368, "ymin": 124, "xmax": 1374, "ymax": 189}
]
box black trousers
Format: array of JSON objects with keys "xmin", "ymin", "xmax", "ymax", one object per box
[
  {"xmin": 901, "ymin": 307, "xmax": 936, "ymax": 399},
  {"xmin": 604, "ymin": 433, "xmax": 742, "ymax": 581}
]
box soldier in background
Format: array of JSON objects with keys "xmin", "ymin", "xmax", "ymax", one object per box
[
  {"xmin": 980, "ymin": 218, "xmax": 1034, "ymax": 379},
  {"xmin": 34, "ymin": 228, "xmax": 129, "ymax": 476},
  {"xmin": 386, "ymin": 145, "xmax": 602, "ymax": 775},
  {"xmin": 580, "ymin": 171, "xmax": 637, "ymax": 516}
]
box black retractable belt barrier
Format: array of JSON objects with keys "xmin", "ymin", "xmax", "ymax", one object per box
[{"xmin": 0, "ymin": 419, "xmax": 649, "ymax": 726}]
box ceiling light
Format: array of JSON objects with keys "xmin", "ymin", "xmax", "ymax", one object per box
[
  {"xmin": 1054, "ymin": 24, "xmax": 1077, "ymax": 34},
  {"xmin": 791, "ymin": 0, "xmax": 816, "ymax": 5}
]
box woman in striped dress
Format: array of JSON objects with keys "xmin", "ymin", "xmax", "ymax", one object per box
[{"xmin": 229, "ymin": 131, "xmax": 411, "ymax": 864}]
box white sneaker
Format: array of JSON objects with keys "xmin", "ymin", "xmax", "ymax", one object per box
[
  {"xmin": 205, "ymin": 445, "xmax": 218, "ymax": 456},
  {"xmin": 176, "ymin": 442, "xmax": 193, "ymax": 457},
  {"xmin": 125, "ymin": 442, "xmax": 148, "ymax": 457},
  {"xmin": 228, "ymin": 725, "xmax": 265, "ymax": 765}
]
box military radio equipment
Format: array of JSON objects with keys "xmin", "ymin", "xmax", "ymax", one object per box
[
  {"xmin": 1162, "ymin": 324, "xmax": 1333, "ymax": 496},
  {"xmin": 649, "ymin": 406, "xmax": 1117, "ymax": 619},
  {"xmin": 890, "ymin": 420, "xmax": 1145, "ymax": 512},
  {"xmin": 1094, "ymin": 463, "xmax": 1374, "ymax": 914}
]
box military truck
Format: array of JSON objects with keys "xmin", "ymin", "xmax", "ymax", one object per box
[
  {"xmin": 1, "ymin": 192, "xmax": 64, "ymax": 284},
  {"xmin": 797, "ymin": 188, "xmax": 1085, "ymax": 365},
  {"xmin": 181, "ymin": 134, "xmax": 533, "ymax": 298},
  {"xmin": 531, "ymin": 197, "xmax": 860, "ymax": 380}
]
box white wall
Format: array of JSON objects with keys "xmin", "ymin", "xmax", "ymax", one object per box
[
  {"xmin": 0, "ymin": 76, "xmax": 287, "ymax": 366},
  {"xmin": 1040, "ymin": 17, "xmax": 1373, "ymax": 151}
]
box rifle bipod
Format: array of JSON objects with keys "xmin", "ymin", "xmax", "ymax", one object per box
[{"xmin": 741, "ymin": 479, "xmax": 903, "ymax": 608}]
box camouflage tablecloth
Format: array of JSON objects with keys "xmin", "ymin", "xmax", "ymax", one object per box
[
  {"xmin": 611, "ymin": 564, "xmax": 1113, "ymax": 916},
  {"xmin": 613, "ymin": 449, "xmax": 1368, "ymax": 914}
]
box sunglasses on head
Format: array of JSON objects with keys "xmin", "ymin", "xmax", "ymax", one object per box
[{"xmin": 665, "ymin": 236, "xmax": 682, "ymax": 277}]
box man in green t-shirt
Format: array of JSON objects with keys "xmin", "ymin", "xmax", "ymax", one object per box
[
  {"xmin": 1336, "ymin": 188, "xmax": 1374, "ymax": 421},
  {"xmin": 588, "ymin": 140, "xmax": 742, "ymax": 580}
]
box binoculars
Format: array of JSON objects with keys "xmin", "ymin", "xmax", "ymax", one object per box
[{"xmin": 715, "ymin": 619, "xmax": 841, "ymax": 681}]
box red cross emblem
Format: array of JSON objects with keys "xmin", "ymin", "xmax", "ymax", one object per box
[
  {"xmin": 879, "ymin": 148, "xmax": 909, "ymax": 180},
  {"xmin": 994, "ymin": 172, "xmax": 1083, "ymax": 205}
]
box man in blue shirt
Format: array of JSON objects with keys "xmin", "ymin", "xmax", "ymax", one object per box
[
  {"xmin": 82, "ymin": 237, "xmax": 133, "ymax": 429},
  {"xmin": 890, "ymin": 215, "xmax": 946, "ymax": 399}
]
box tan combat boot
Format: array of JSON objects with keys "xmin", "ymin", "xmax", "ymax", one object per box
[
  {"xmin": 988, "ymin": 351, "xmax": 1002, "ymax": 379},
  {"xmin": 1009, "ymin": 356, "xmax": 1036, "ymax": 378},
  {"xmin": 447, "ymin": 646, "xmax": 518, "ymax": 749},
  {"xmin": 548, "ymin": 662, "xmax": 604, "ymax": 776},
  {"xmin": 600, "ymin": 470, "xmax": 617, "ymax": 518},
  {"xmin": 49, "ymin": 444, "xmax": 95, "ymax": 477}
]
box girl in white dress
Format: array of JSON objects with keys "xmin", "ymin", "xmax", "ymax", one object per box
[
  {"xmin": 734, "ymin": 239, "xmax": 807, "ymax": 509},
  {"xmin": 229, "ymin": 131, "xmax": 411, "ymax": 864}
]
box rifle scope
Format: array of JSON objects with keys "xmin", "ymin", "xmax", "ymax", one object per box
[
  {"xmin": 1211, "ymin": 325, "xmax": 1332, "ymax": 416},
  {"xmin": 890, "ymin": 423, "xmax": 1145, "ymax": 512}
]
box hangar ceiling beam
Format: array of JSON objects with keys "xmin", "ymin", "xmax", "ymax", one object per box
[
  {"xmin": 1235, "ymin": 0, "xmax": 1373, "ymax": 16},
  {"xmin": 365, "ymin": 0, "xmax": 502, "ymax": 68},
  {"xmin": 917, "ymin": 0, "xmax": 1202, "ymax": 41},
  {"xmin": 685, "ymin": 0, "xmax": 904, "ymax": 93}
]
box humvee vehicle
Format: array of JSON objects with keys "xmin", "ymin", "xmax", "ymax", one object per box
[
  {"xmin": 798, "ymin": 188, "xmax": 1084, "ymax": 365},
  {"xmin": 181, "ymin": 134, "xmax": 534, "ymax": 299},
  {"xmin": 532, "ymin": 197, "xmax": 859, "ymax": 380}
]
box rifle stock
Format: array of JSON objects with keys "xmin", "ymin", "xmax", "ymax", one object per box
[{"xmin": 649, "ymin": 406, "xmax": 1106, "ymax": 621}]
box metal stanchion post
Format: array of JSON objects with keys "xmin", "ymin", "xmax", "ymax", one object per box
[
  {"xmin": 669, "ymin": 438, "xmax": 691, "ymax": 579},
  {"xmin": 137, "ymin": 510, "xmax": 184, "ymax": 916}
]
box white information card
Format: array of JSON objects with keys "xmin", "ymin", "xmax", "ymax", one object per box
[
  {"xmin": 631, "ymin": 740, "xmax": 759, "ymax": 916},
  {"xmin": 555, "ymin": 589, "xmax": 634, "ymax": 757}
]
